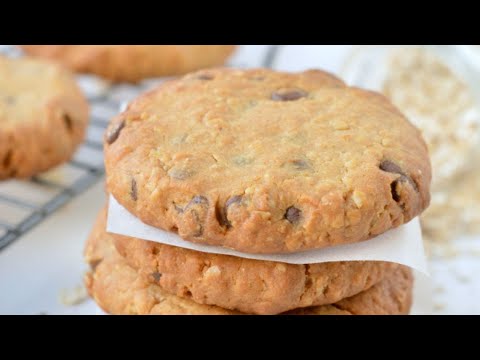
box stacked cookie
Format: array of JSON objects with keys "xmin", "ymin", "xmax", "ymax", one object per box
[{"xmin": 85, "ymin": 68, "xmax": 431, "ymax": 315}]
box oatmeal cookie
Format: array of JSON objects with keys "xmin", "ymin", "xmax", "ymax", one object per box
[
  {"xmin": 87, "ymin": 206, "xmax": 397, "ymax": 314},
  {"xmin": 85, "ymin": 235, "xmax": 413, "ymax": 315},
  {"xmin": 0, "ymin": 55, "xmax": 89, "ymax": 179},
  {"xmin": 105, "ymin": 67, "xmax": 430, "ymax": 253}
]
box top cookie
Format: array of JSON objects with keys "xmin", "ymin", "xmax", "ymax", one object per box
[
  {"xmin": 105, "ymin": 68, "xmax": 431, "ymax": 254},
  {"xmin": 20, "ymin": 45, "xmax": 236, "ymax": 83}
]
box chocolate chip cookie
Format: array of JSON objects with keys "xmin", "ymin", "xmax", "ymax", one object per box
[
  {"xmin": 0, "ymin": 56, "xmax": 89, "ymax": 180},
  {"xmin": 85, "ymin": 233, "xmax": 413, "ymax": 315},
  {"xmin": 88, "ymin": 206, "xmax": 397, "ymax": 314},
  {"xmin": 104, "ymin": 67, "xmax": 431, "ymax": 253},
  {"xmin": 21, "ymin": 45, "xmax": 236, "ymax": 83}
]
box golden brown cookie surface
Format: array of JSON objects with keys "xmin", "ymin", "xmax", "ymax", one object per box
[
  {"xmin": 87, "ymin": 206, "xmax": 396, "ymax": 314},
  {"xmin": 21, "ymin": 45, "xmax": 236, "ymax": 82},
  {"xmin": 104, "ymin": 67, "xmax": 431, "ymax": 253},
  {"xmin": 0, "ymin": 56, "xmax": 89, "ymax": 179},
  {"xmin": 85, "ymin": 233, "xmax": 413, "ymax": 315}
]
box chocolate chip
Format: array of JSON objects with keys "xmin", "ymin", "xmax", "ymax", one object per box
[
  {"xmin": 379, "ymin": 160, "xmax": 403, "ymax": 174},
  {"xmin": 130, "ymin": 178, "xmax": 138, "ymax": 201},
  {"xmin": 379, "ymin": 160, "xmax": 418, "ymax": 193},
  {"xmin": 285, "ymin": 206, "xmax": 301, "ymax": 224},
  {"xmin": 272, "ymin": 88, "xmax": 308, "ymax": 102},
  {"xmin": 188, "ymin": 195, "xmax": 209, "ymax": 207},
  {"xmin": 390, "ymin": 180, "xmax": 402, "ymax": 202},
  {"xmin": 379, "ymin": 160, "xmax": 418, "ymax": 204},
  {"xmin": 105, "ymin": 120, "xmax": 125, "ymax": 144},
  {"xmin": 5, "ymin": 96, "xmax": 15, "ymax": 105},
  {"xmin": 290, "ymin": 159, "xmax": 310, "ymax": 170},
  {"xmin": 198, "ymin": 74, "xmax": 214, "ymax": 80},
  {"xmin": 63, "ymin": 114, "xmax": 73, "ymax": 132},
  {"xmin": 89, "ymin": 259, "xmax": 102, "ymax": 272},
  {"xmin": 174, "ymin": 197, "xmax": 206, "ymax": 216},
  {"xmin": 226, "ymin": 195, "xmax": 242, "ymax": 209},
  {"xmin": 218, "ymin": 195, "xmax": 242, "ymax": 228},
  {"xmin": 151, "ymin": 272, "xmax": 162, "ymax": 282},
  {"xmin": 214, "ymin": 202, "xmax": 224, "ymax": 227}
]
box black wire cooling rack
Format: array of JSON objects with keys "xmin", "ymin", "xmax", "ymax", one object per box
[{"xmin": 0, "ymin": 45, "xmax": 280, "ymax": 251}]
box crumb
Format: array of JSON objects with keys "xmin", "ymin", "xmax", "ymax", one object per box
[
  {"xmin": 433, "ymin": 303, "xmax": 446, "ymax": 311},
  {"xmin": 433, "ymin": 286, "xmax": 445, "ymax": 294},
  {"xmin": 58, "ymin": 284, "xmax": 88, "ymax": 306}
]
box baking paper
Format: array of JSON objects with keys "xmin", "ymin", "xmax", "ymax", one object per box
[{"xmin": 107, "ymin": 196, "xmax": 428, "ymax": 274}]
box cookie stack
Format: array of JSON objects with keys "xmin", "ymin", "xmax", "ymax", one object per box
[{"xmin": 85, "ymin": 68, "xmax": 431, "ymax": 315}]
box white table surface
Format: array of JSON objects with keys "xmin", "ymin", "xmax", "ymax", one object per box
[{"xmin": 0, "ymin": 45, "xmax": 478, "ymax": 314}]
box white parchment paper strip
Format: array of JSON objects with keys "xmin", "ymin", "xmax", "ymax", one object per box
[{"xmin": 107, "ymin": 196, "xmax": 428, "ymax": 274}]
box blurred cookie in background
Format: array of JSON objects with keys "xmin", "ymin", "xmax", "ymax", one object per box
[
  {"xmin": 21, "ymin": 45, "xmax": 237, "ymax": 83},
  {"xmin": 0, "ymin": 56, "xmax": 89, "ymax": 180}
]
